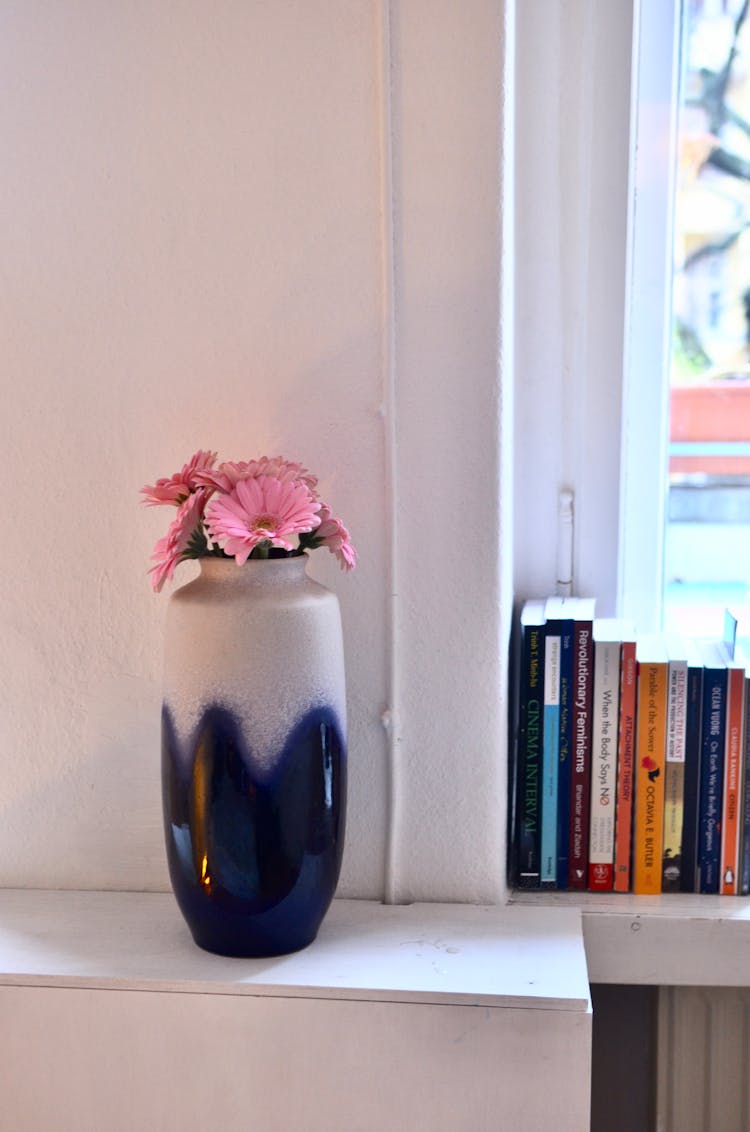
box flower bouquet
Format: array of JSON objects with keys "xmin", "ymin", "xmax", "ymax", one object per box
[{"xmin": 141, "ymin": 449, "xmax": 356, "ymax": 591}]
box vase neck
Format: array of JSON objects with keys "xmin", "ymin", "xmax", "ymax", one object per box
[{"xmin": 198, "ymin": 555, "xmax": 309, "ymax": 587}]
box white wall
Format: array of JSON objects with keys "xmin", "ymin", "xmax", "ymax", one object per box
[{"xmin": 0, "ymin": 1, "xmax": 510, "ymax": 903}]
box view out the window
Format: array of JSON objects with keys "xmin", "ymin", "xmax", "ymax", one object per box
[{"xmin": 666, "ymin": 0, "xmax": 750, "ymax": 637}]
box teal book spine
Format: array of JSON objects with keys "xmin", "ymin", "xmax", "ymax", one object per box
[
  {"xmin": 555, "ymin": 618, "xmax": 574, "ymax": 888},
  {"xmin": 541, "ymin": 631, "xmax": 561, "ymax": 887}
]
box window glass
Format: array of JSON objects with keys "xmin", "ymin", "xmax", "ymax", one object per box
[{"xmin": 666, "ymin": 0, "xmax": 750, "ymax": 636}]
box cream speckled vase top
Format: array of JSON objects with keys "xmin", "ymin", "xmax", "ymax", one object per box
[{"xmin": 163, "ymin": 555, "xmax": 347, "ymax": 774}]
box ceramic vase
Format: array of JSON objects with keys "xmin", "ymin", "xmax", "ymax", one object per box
[{"xmin": 161, "ymin": 555, "xmax": 347, "ymax": 957}]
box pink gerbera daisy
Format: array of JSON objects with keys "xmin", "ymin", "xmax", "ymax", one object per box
[
  {"xmin": 195, "ymin": 455, "xmax": 318, "ymax": 497},
  {"xmin": 148, "ymin": 490, "xmax": 208, "ymax": 592},
  {"xmin": 204, "ymin": 475, "xmax": 321, "ymax": 565},
  {"xmin": 314, "ymin": 504, "xmax": 357, "ymax": 571},
  {"xmin": 140, "ymin": 449, "xmax": 217, "ymax": 507}
]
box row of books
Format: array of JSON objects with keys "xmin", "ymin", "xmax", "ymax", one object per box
[{"xmin": 508, "ymin": 596, "xmax": 750, "ymax": 895}]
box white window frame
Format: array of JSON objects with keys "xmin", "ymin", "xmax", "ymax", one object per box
[
  {"xmin": 618, "ymin": 0, "xmax": 682, "ymax": 631},
  {"xmin": 514, "ymin": 0, "xmax": 682, "ymax": 632}
]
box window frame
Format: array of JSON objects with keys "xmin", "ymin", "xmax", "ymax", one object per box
[
  {"xmin": 617, "ymin": 0, "xmax": 682, "ymax": 631},
  {"xmin": 513, "ymin": 0, "xmax": 685, "ymax": 630},
  {"xmin": 513, "ymin": 0, "xmax": 637, "ymax": 617}
]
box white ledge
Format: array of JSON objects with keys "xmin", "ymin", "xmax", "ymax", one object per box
[
  {"xmin": 0, "ymin": 890, "xmax": 590, "ymax": 1012},
  {"xmin": 510, "ymin": 889, "xmax": 750, "ymax": 985}
]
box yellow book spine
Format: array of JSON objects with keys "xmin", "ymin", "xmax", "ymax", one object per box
[{"xmin": 633, "ymin": 661, "xmax": 668, "ymax": 894}]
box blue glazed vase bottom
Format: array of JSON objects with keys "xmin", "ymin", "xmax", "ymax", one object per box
[
  {"xmin": 188, "ymin": 910, "xmax": 320, "ymax": 960},
  {"xmin": 162, "ymin": 703, "xmax": 346, "ymax": 958}
]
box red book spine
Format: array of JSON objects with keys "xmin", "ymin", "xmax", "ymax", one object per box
[
  {"xmin": 720, "ymin": 666, "xmax": 746, "ymax": 894},
  {"xmin": 568, "ymin": 620, "xmax": 594, "ymax": 889}
]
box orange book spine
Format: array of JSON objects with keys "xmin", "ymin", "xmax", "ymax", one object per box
[
  {"xmin": 633, "ymin": 660, "xmax": 668, "ymax": 895},
  {"xmin": 720, "ymin": 666, "xmax": 746, "ymax": 894},
  {"xmin": 614, "ymin": 641, "xmax": 637, "ymax": 892}
]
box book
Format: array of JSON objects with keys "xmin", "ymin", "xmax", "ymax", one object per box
[
  {"xmin": 540, "ymin": 624, "xmax": 562, "ymax": 888},
  {"xmin": 726, "ymin": 617, "xmax": 750, "ymax": 895},
  {"xmin": 588, "ymin": 619, "xmax": 629, "ymax": 891},
  {"xmin": 697, "ymin": 640, "xmax": 729, "ymax": 894},
  {"xmin": 544, "ymin": 597, "xmax": 575, "ymax": 889},
  {"xmin": 739, "ymin": 657, "xmax": 750, "ymax": 895},
  {"xmin": 566, "ymin": 598, "xmax": 596, "ymax": 889},
  {"xmin": 661, "ymin": 636, "xmax": 688, "ymax": 892},
  {"xmin": 613, "ymin": 627, "xmax": 638, "ymax": 893},
  {"xmin": 679, "ymin": 641, "xmax": 704, "ymax": 893},
  {"xmin": 720, "ymin": 658, "xmax": 746, "ymax": 894},
  {"xmin": 632, "ymin": 635, "xmax": 669, "ymax": 895},
  {"xmin": 512, "ymin": 600, "xmax": 546, "ymax": 888}
]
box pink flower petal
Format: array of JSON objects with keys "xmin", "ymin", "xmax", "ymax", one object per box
[
  {"xmin": 147, "ymin": 490, "xmax": 208, "ymax": 591},
  {"xmin": 141, "ymin": 449, "xmax": 217, "ymax": 506},
  {"xmin": 194, "ymin": 455, "xmax": 318, "ymax": 497},
  {"xmin": 205, "ymin": 474, "xmax": 321, "ymax": 564},
  {"xmin": 314, "ymin": 504, "xmax": 357, "ymax": 571}
]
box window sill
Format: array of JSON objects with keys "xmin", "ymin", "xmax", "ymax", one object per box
[
  {"xmin": 0, "ymin": 889, "xmax": 589, "ymax": 1012},
  {"xmin": 9, "ymin": 887, "xmax": 740, "ymax": 996},
  {"xmin": 510, "ymin": 889, "xmax": 750, "ymax": 985},
  {"xmin": 0, "ymin": 890, "xmax": 593, "ymax": 1130}
]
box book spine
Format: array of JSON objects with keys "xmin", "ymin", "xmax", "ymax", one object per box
[
  {"xmin": 568, "ymin": 621, "xmax": 594, "ymax": 889},
  {"xmin": 680, "ymin": 665, "xmax": 703, "ymax": 893},
  {"xmin": 633, "ymin": 662, "xmax": 668, "ymax": 895},
  {"xmin": 541, "ymin": 632, "xmax": 561, "ymax": 887},
  {"xmin": 613, "ymin": 641, "xmax": 637, "ymax": 893},
  {"xmin": 720, "ymin": 667, "xmax": 745, "ymax": 894},
  {"xmin": 740, "ymin": 678, "xmax": 750, "ymax": 895},
  {"xmin": 556, "ymin": 622, "xmax": 574, "ymax": 888},
  {"xmin": 588, "ymin": 640, "xmax": 620, "ymax": 890},
  {"xmin": 697, "ymin": 667, "xmax": 728, "ymax": 894},
  {"xmin": 662, "ymin": 659, "xmax": 687, "ymax": 892},
  {"xmin": 507, "ymin": 618, "xmax": 521, "ymax": 886},
  {"xmin": 515, "ymin": 623, "xmax": 544, "ymax": 888}
]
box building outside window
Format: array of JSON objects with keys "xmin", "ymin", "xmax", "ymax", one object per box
[{"xmin": 665, "ymin": 0, "xmax": 750, "ymax": 637}]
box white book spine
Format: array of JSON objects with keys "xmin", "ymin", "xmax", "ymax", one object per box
[
  {"xmin": 589, "ymin": 640, "xmax": 620, "ymax": 871},
  {"xmin": 663, "ymin": 659, "xmax": 688, "ymax": 890},
  {"xmin": 666, "ymin": 660, "xmax": 688, "ymax": 764}
]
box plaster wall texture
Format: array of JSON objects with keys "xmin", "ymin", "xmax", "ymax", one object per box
[{"xmin": 0, "ymin": 1, "xmax": 509, "ymax": 901}]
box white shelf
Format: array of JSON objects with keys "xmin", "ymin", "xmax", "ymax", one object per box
[
  {"xmin": 510, "ymin": 889, "xmax": 750, "ymax": 985},
  {"xmin": 0, "ymin": 890, "xmax": 590, "ymax": 1012},
  {"xmin": 4, "ymin": 888, "xmax": 746, "ymax": 995},
  {"xmin": 0, "ymin": 890, "xmax": 594, "ymax": 1131}
]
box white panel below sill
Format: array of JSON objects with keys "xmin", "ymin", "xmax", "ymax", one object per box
[
  {"xmin": 511, "ymin": 890, "xmax": 750, "ymax": 986},
  {"xmin": 0, "ymin": 890, "xmax": 590, "ymax": 1012}
]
